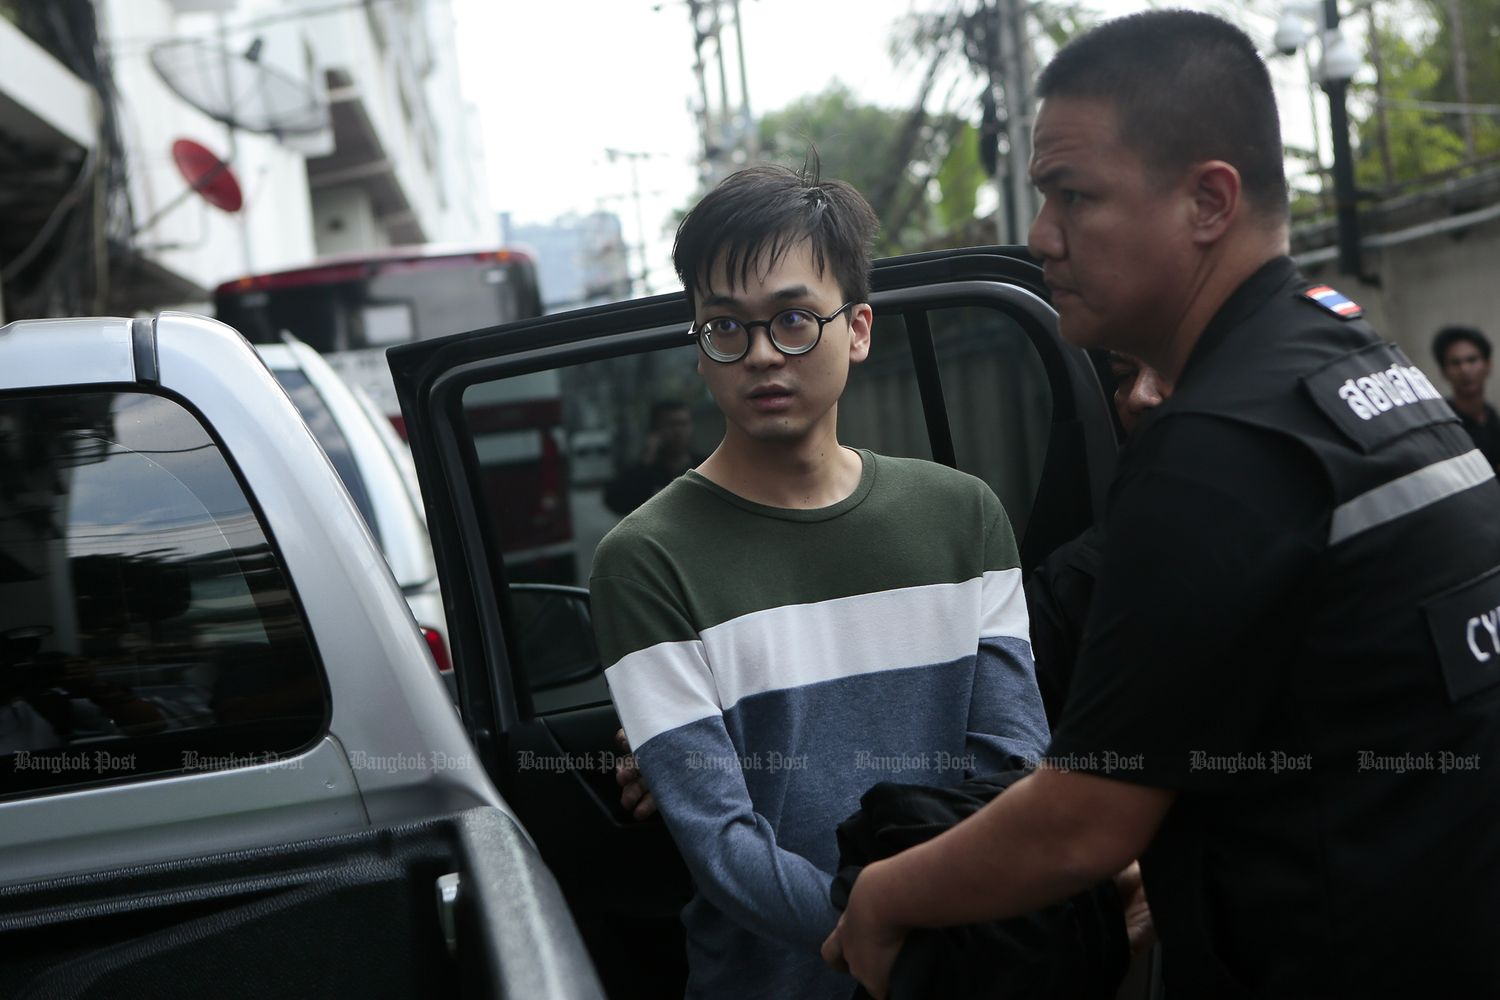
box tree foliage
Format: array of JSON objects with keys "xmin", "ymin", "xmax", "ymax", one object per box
[
  {"xmin": 1425, "ymin": 0, "xmax": 1500, "ymax": 112},
  {"xmin": 756, "ymin": 83, "xmax": 985, "ymax": 254},
  {"xmin": 1352, "ymin": 0, "xmax": 1500, "ymax": 192}
]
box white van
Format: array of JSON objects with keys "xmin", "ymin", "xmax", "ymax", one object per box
[{"xmin": 254, "ymin": 338, "xmax": 454, "ymax": 691}]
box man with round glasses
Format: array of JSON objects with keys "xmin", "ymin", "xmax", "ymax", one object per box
[
  {"xmin": 589, "ymin": 165, "xmax": 1048, "ymax": 999},
  {"xmin": 692, "ymin": 301, "xmax": 855, "ymax": 363}
]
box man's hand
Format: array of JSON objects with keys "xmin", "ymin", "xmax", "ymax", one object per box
[
  {"xmin": 821, "ymin": 860, "xmax": 907, "ymax": 1000},
  {"xmin": 613, "ymin": 728, "xmax": 657, "ymax": 820},
  {"xmin": 1113, "ymin": 861, "xmax": 1156, "ymax": 954}
]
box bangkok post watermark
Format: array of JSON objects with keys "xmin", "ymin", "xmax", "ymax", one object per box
[
  {"xmin": 1356, "ymin": 750, "xmax": 1480, "ymax": 774},
  {"xmin": 513, "ymin": 748, "xmax": 816, "ymax": 775},
  {"xmin": 181, "ymin": 750, "xmax": 306, "ymax": 772},
  {"xmin": 12, "ymin": 749, "xmax": 137, "ymax": 776},
  {"xmin": 853, "ymin": 750, "xmax": 976, "ymax": 773},
  {"xmin": 1189, "ymin": 751, "xmax": 1313, "ymax": 774},
  {"xmin": 515, "ymin": 749, "xmax": 621, "ymax": 774},
  {"xmin": 1021, "ymin": 750, "xmax": 1146, "ymax": 773},
  {"xmin": 346, "ymin": 749, "xmax": 478, "ymax": 774},
  {"xmin": 689, "ymin": 750, "xmax": 808, "ymax": 773}
]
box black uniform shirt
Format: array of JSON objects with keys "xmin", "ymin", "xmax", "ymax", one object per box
[
  {"xmin": 1452, "ymin": 400, "xmax": 1500, "ymax": 471},
  {"xmin": 1050, "ymin": 417, "xmax": 1328, "ymax": 778},
  {"xmin": 1048, "ymin": 258, "xmax": 1500, "ymax": 997},
  {"xmin": 1024, "ymin": 524, "xmax": 1105, "ymax": 728}
]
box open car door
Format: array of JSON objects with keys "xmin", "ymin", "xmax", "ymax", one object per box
[{"xmin": 388, "ymin": 246, "xmax": 1120, "ymax": 998}]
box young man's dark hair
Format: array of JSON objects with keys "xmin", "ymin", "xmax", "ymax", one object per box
[
  {"xmin": 1036, "ymin": 9, "xmax": 1289, "ymax": 219},
  {"xmin": 1432, "ymin": 325, "xmax": 1492, "ymax": 365},
  {"xmin": 671, "ymin": 164, "xmax": 880, "ymax": 313}
]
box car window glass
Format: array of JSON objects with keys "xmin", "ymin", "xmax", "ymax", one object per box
[
  {"xmin": 459, "ymin": 300, "xmax": 1053, "ymax": 717},
  {"xmin": 0, "ymin": 390, "xmax": 326, "ymax": 795},
  {"xmin": 931, "ymin": 306, "xmax": 1051, "ymax": 541},
  {"xmin": 462, "ymin": 346, "xmax": 713, "ymax": 713},
  {"xmin": 839, "ymin": 312, "xmax": 935, "ymax": 463},
  {"xmin": 271, "ymin": 368, "xmax": 383, "ymax": 545}
]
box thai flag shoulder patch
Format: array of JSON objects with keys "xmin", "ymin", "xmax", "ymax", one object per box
[{"xmin": 1302, "ymin": 284, "xmax": 1364, "ymax": 320}]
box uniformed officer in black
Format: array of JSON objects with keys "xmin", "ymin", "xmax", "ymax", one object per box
[{"xmin": 824, "ymin": 11, "xmax": 1500, "ymax": 999}]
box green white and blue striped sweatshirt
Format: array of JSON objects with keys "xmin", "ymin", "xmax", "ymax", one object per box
[{"xmin": 590, "ymin": 449, "xmax": 1050, "ymax": 1000}]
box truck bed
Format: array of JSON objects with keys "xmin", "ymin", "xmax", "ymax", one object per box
[{"xmin": 0, "ymin": 806, "xmax": 601, "ymax": 1000}]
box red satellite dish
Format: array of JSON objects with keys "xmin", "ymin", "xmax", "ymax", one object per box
[{"xmin": 171, "ymin": 138, "xmax": 243, "ymax": 213}]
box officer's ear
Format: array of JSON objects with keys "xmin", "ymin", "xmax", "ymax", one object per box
[{"xmin": 1186, "ymin": 160, "xmax": 1241, "ymax": 245}]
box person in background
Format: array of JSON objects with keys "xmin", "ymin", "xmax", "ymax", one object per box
[
  {"xmin": 603, "ymin": 400, "xmax": 704, "ymax": 516},
  {"xmin": 1433, "ymin": 325, "xmax": 1500, "ymax": 471}
]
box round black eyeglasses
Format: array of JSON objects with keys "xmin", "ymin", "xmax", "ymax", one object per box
[{"xmin": 689, "ymin": 302, "xmax": 855, "ymax": 364}]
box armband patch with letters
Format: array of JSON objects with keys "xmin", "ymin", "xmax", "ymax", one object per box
[
  {"xmin": 1301, "ymin": 285, "xmax": 1363, "ymax": 319},
  {"xmin": 1423, "ymin": 566, "xmax": 1500, "ymax": 703},
  {"xmin": 1302, "ymin": 342, "xmax": 1457, "ymax": 452}
]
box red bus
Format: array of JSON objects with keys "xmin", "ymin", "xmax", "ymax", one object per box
[
  {"xmin": 214, "ymin": 246, "xmax": 575, "ymax": 583},
  {"xmin": 214, "ymin": 246, "xmax": 543, "ymax": 416}
]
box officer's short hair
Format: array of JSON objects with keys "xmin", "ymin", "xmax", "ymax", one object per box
[
  {"xmin": 1432, "ymin": 325, "xmax": 1492, "ymax": 365},
  {"xmin": 1036, "ymin": 10, "xmax": 1289, "ymax": 220},
  {"xmin": 673, "ymin": 164, "xmax": 879, "ymax": 314}
]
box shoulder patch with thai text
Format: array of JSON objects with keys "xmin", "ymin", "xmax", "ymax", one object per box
[{"xmin": 1301, "ymin": 342, "xmax": 1456, "ymax": 452}]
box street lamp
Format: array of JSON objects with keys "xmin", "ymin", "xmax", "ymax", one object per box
[{"xmin": 1276, "ymin": 1, "xmax": 1369, "ymax": 281}]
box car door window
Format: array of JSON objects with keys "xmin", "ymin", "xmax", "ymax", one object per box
[
  {"xmin": 455, "ymin": 299, "xmax": 1055, "ymax": 717},
  {"xmin": 0, "ymin": 390, "xmax": 326, "ymax": 796},
  {"xmin": 931, "ymin": 306, "xmax": 1052, "ymax": 540},
  {"xmin": 839, "ymin": 312, "xmax": 934, "ymax": 464}
]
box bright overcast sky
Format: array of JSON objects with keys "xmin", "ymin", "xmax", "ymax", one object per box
[{"xmin": 453, "ymin": 0, "xmax": 1333, "ymax": 292}]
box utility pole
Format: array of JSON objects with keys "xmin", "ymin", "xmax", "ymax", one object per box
[
  {"xmin": 980, "ymin": 0, "xmax": 1035, "ymax": 245},
  {"xmin": 1444, "ymin": 0, "xmax": 1477, "ymax": 158},
  {"xmin": 1000, "ymin": 0, "xmax": 1034, "ymax": 243},
  {"xmin": 1302, "ymin": 44, "xmax": 1331, "ymax": 213},
  {"xmin": 1364, "ymin": 7, "xmax": 1395, "ymax": 189},
  {"xmin": 729, "ymin": 0, "xmax": 756, "ymax": 162},
  {"xmin": 605, "ymin": 149, "xmax": 653, "ymax": 295},
  {"xmin": 685, "ymin": 0, "xmax": 754, "ymax": 189},
  {"xmin": 975, "ymin": 4, "xmax": 1010, "ymax": 244},
  {"xmin": 1320, "ymin": 0, "xmax": 1363, "ymax": 280},
  {"xmin": 687, "ymin": 0, "xmax": 715, "ymax": 183}
]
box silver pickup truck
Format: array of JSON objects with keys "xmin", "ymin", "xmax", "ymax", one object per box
[
  {"xmin": 0, "ymin": 313, "xmax": 605, "ymax": 999},
  {"xmin": 1, "ymin": 248, "xmax": 1127, "ymax": 999}
]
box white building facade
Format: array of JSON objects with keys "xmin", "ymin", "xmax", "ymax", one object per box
[{"xmin": 0, "ymin": 0, "xmax": 493, "ymax": 320}]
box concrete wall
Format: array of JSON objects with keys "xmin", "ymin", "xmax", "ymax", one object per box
[
  {"xmin": 421, "ymin": 0, "xmax": 492, "ymax": 244},
  {"xmin": 311, "ymin": 185, "xmax": 388, "ymax": 256},
  {"xmin": 1299, "ymin": 213, "xmax": 1500, "ymax": 405},
  {"xmin": 0, "ymin": 16, "xmax": 96, "ymax": 150},
  {"xmin": 304, "ymin": 0, "xmax": 489, "ymax": 249}
]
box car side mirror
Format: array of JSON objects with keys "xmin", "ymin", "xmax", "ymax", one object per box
[{"xmin": 508, "ymin": 584, "xmax": 602, "ymax": 693}]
